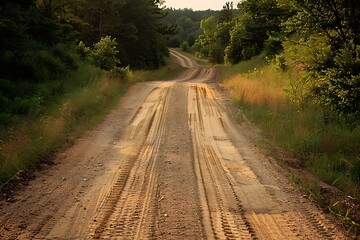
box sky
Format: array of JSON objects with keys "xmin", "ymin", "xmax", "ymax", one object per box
[{"xmin": 163, "ymin": 0, "xmax": 236, "ymax": 10}]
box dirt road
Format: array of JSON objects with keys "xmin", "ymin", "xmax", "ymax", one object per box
[{"xmin": 0, "ymin": 50, "xmax": 347, "ymax": 239}]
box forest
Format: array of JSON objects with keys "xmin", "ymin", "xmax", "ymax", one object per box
[
  {"xmin": 0, "ymin": 0, "xmax": 175, "ymax": 128},
  {"xmin": 0, "ymin": 0, "xmax": 180, "ymax": 184},
  {"xmin": 182, "ymin": 0, "xmax": 360, "ymax": 127},
  {"xmin": 164, "ymin": 8, "xmax": 222, "ymax": 48}
]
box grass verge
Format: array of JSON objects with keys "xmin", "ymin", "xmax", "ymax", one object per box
[
  {"xmin": 0, "ymin": 55, "xmax": 182, "ymax": 188},
  {"xmin": 172, "ymin": 48, "xmax": 210, "ymax": 66},
  {"xmin": 220, "ymin": 56, "xmax": 360, "ymax": 236},
  {"xmin": 131, "ymin": 54, "xmax": 184, "ymax": 82}
]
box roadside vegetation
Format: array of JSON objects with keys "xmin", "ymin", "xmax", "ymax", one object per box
[
  {"xmin": 190, "ymin": 0, "xmax": 360, "ymax": 234},
  {"xmin": 0, "ymin": 1, "xmax": 177, "ymax": 186},
  {"xmin": 164, "ymin": 8, "xmax": 221, "ymax": 49},
  {"xmin": 0, "ymin": 56, "xmax": 181, "ymax": 187},
  {"xmin": 222, "ymin": 54, "xmax": 360, "ymax": 235}
]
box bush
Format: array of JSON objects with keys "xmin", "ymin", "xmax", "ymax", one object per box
[
  {"xmin": 13, "ymin": 96, "xmax": 42, "ymax": 115},
  {"xmin": 264, "ymin": 36, "xmax": 283, "ymax": 58},
  {"xmin": 19, "ymin": 49, "xmax": 67, "ymax": 83},
  {"xmin": 110, "ymin": 66, "xmax": 131, "ymax": 80},
  {"xmin": 76, "ymin": 41, "xmax": 91, "ymax": 61},
  {"xmin": 180, "ymin": 41, "xmax": 191, "ymax": 52},
  {"xmin": 90, "ymin": 36, "xmax": 120, "ymax": 70},
  {"xmin": 52, "ymin": 43, "xmax": 79, "ymax": 70}
]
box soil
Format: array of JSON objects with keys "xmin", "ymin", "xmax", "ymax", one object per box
[{"xmin": 0, "ymin": 51, "xmax": 351, "ymax": 239}]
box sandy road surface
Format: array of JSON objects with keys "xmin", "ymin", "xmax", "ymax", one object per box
[{"xmin": 0, "ymin": 50, "xmax": 348, "ymax": 239}]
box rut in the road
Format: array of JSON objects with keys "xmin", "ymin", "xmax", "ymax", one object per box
[
  {"xmin": 188, "ymin": 84, "xmax": 339, "ymax": 240},
  {"xmin": 89, "ymin": 82, "xmax": 341, "ymax": 240},
  {"xmin": 0, "ymin": 50, "xmax": 347, "ymax": 240},
  {"xmin": 90, "ymin": 85, "xmax": 171, "ymax": 239},
  {"xmin": 189, "ymin": 84, "xmax": 255, "ymax": 239}
]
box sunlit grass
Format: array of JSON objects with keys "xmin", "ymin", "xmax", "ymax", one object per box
[
  {"xmin": 220, "ymin": 53, "xmax": 266, "ymax": 80},
  {"xmin": 224, "ymin": 66, "xmax": 286, "ymax": 108},
  {"xmin": 0, "ymin": 70, "xmax": 122, "ymax": 183},
  {"xmin": 132, "ymin": 55, "xmax": 183, "ymax": 82},
  {"xmin": 0, "ymin": 55, "xmax": 183, "ymax": 185},
  {"xmin": 221, "ymin": 57, "xmax": 360, "ymax": 200}
]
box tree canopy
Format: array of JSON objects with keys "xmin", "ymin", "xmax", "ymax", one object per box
[
  {"xmin": 0, "ymin": 0, "xmax": 175, "ymax": 126},
  {"xmin": 191, "ymin": 0, "xmax": 360, "ymax": 125}
]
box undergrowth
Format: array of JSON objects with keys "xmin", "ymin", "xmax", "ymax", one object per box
[
  {"xmin": 221, "ymin": 55, "xmax": 360, "ymax": 235},
  {"xmin": 132, "ymin": 54, "xmax": 183, "ymax": 82},
  {"xmin": 0, "ymin": 55, "xmax": 181, "ymax": 186}
]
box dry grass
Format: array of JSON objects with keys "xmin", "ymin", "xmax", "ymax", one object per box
[
  {"xmin": 220, "ymin": 55, "xmax": 360, "ymax": 234},
  {"xmin": 0, "ymin": 54, "xmax": 183, "ymax": 185},
  {"xmin": 224, "ymin": 67, "xmax": 287, "ymax": 109},
  {"xmin": 0, "ymin": 75, "xmax": 124, "ymax": 183},
  {"xmin": 132, "ymin": 55, "xmax": 183, "ymax": 82}
]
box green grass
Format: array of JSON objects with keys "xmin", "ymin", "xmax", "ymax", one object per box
[
  {"xmin": 221, "ymin": 55, "xmax": 360, "ymax": 233},
  {"xmin": 132, "ymin": 54, "xmax": 184, "ymax": 82},
  {"xmin": 0, "ymin": 65, "xmax": 119, "ymax": 183},
  {"xmin": 172, "ymin": 48, "xmax": 210, "ymax": 66},
  {"xmin": 219, "ymin": 53, "xmax": 266, "ymax": 80},
  {"xmin": 220, "ymin": 56, "xmax": 360, "ymax": 199},
  {"xmin": 0, "ymin": 55, "xmax": 183, "ymax": 186}
]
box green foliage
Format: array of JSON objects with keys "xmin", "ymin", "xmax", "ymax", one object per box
[
  {"xmin": 76, "ymin": 41, "xmax": 91, "ymax": 61},
  {"xmin": 282, "ymin": 0, "xmax": 360, "ymax": 123},
  {"xmin": 90, "ymin": 36, "xmax": 120, "ymax": 70},
  {"xmin": 222, "ymin": 57, "xmax": 360, "ymax": 201},
  {"xmin": 0, "ymin": 0, "xmax": 175, "ymax": 128},
  {"xmin": 110, "ymin": 66, "xmax": 131, "ymax": 80},
  {"xmin": 272, "ymin": 54, "xmax": 286, "ymax": 71},
  {"xmin": 193, "ymin": 16, "xmax": 234, "ymax": 64},
  {"xmin": 315, "ymin": 69, "xmax": 360, "ymax": 127},
  {"xmin": 164, "ymin": 8, "xmax": 220, "ymax": 48},
  {"xmin": 180, "ymin": 41, "xmax": 190, "ymax": 52},
  {"xmin": 76, "ymin": 0, "xmax": 175, "ymax": 69},
  {"xmin": 192, "ymin": 0, "xmax": 287, "ymax": 65},
  {"xmin": 264, "ymin": 36, "xmax": 283, "ymax": 58}
]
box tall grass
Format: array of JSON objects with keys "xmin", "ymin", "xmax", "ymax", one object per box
[
  {"xmin": 220, "ymin": 53, "xmax": 266, "ymax": 81},
  {"xmin": 0, "ymin": 55, "xmax": 182, "ymax": 185},
  {"xmin": 132, "ymin": 55, "xmax": 183, "ymax": 82},
  {"xmin": 222, "ymin": 58, "xmax": 360, "ymax": 200},
  {"xmin": 0, "ymin": 65, "xmax": 124, "ymax": 183}
]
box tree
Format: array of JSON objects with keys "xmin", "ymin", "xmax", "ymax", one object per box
[
  {"xmin": 282, "ymin": 0, "xmax": 360, "ymax": 123},
  {"xmin": 192, "ymin": 13, "xmax": 234, "ymax": 64},
  {"xmin": 219, "ymin": 2, "xmax": 234, "ymax": 23},
  {"xmin": 90, "ymin": 36, "xmax": 120, "ymax": 70},
  {"xmin": 76, "ymin": 0, "xmax": 175, "ymax": 69},
  {"xmin": 163, "ymin": 8, "xmax": 218, "ymax": 48},
  {"xmin": 224, "ymin": 13, "xmax": 260, "ymax": 64}
]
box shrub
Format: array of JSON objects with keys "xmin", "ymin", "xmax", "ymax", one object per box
[
  {"xmin": 19, "ymin": 49, "xmax": 67, "ymax": 83},
  {"xmin": 76, "ymin": 41, "xmax": 91, "ymax": 61},
  {"xmin": 110, "ymin": 66, "xmax": 131, "ymax": 80},
  {"xmin": 264, "ymin": 36, "xmax": 283, "ymax": 58},
  {"xmin": 180, "ymin": 41, "xmax": 190, "ymax": 52},
  {"xmin": 90, "ymin": 36, "xmax": 120, "ymax": 70},
  {"xmin": 52, "ymin": 43, "xmax": 79, "ymax": 70}
]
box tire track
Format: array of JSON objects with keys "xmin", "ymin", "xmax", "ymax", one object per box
[
  {"xmin": 0, "ymin": 51, "xmax": 348, "ymax": 240},
  {"xmin": 89, "ymin": 84, "xmax": 172, "ymax": 239},
  {"xmin": 170, "ymin": 49, "xmax": 198, "ymax": 68},
  {"xmin": 188, "ymin": 84, "xmax": 341, "ymax": 239},
  {"xmin": 189, "ymin": 85, "xmax": 255, "ymax": 239}
]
